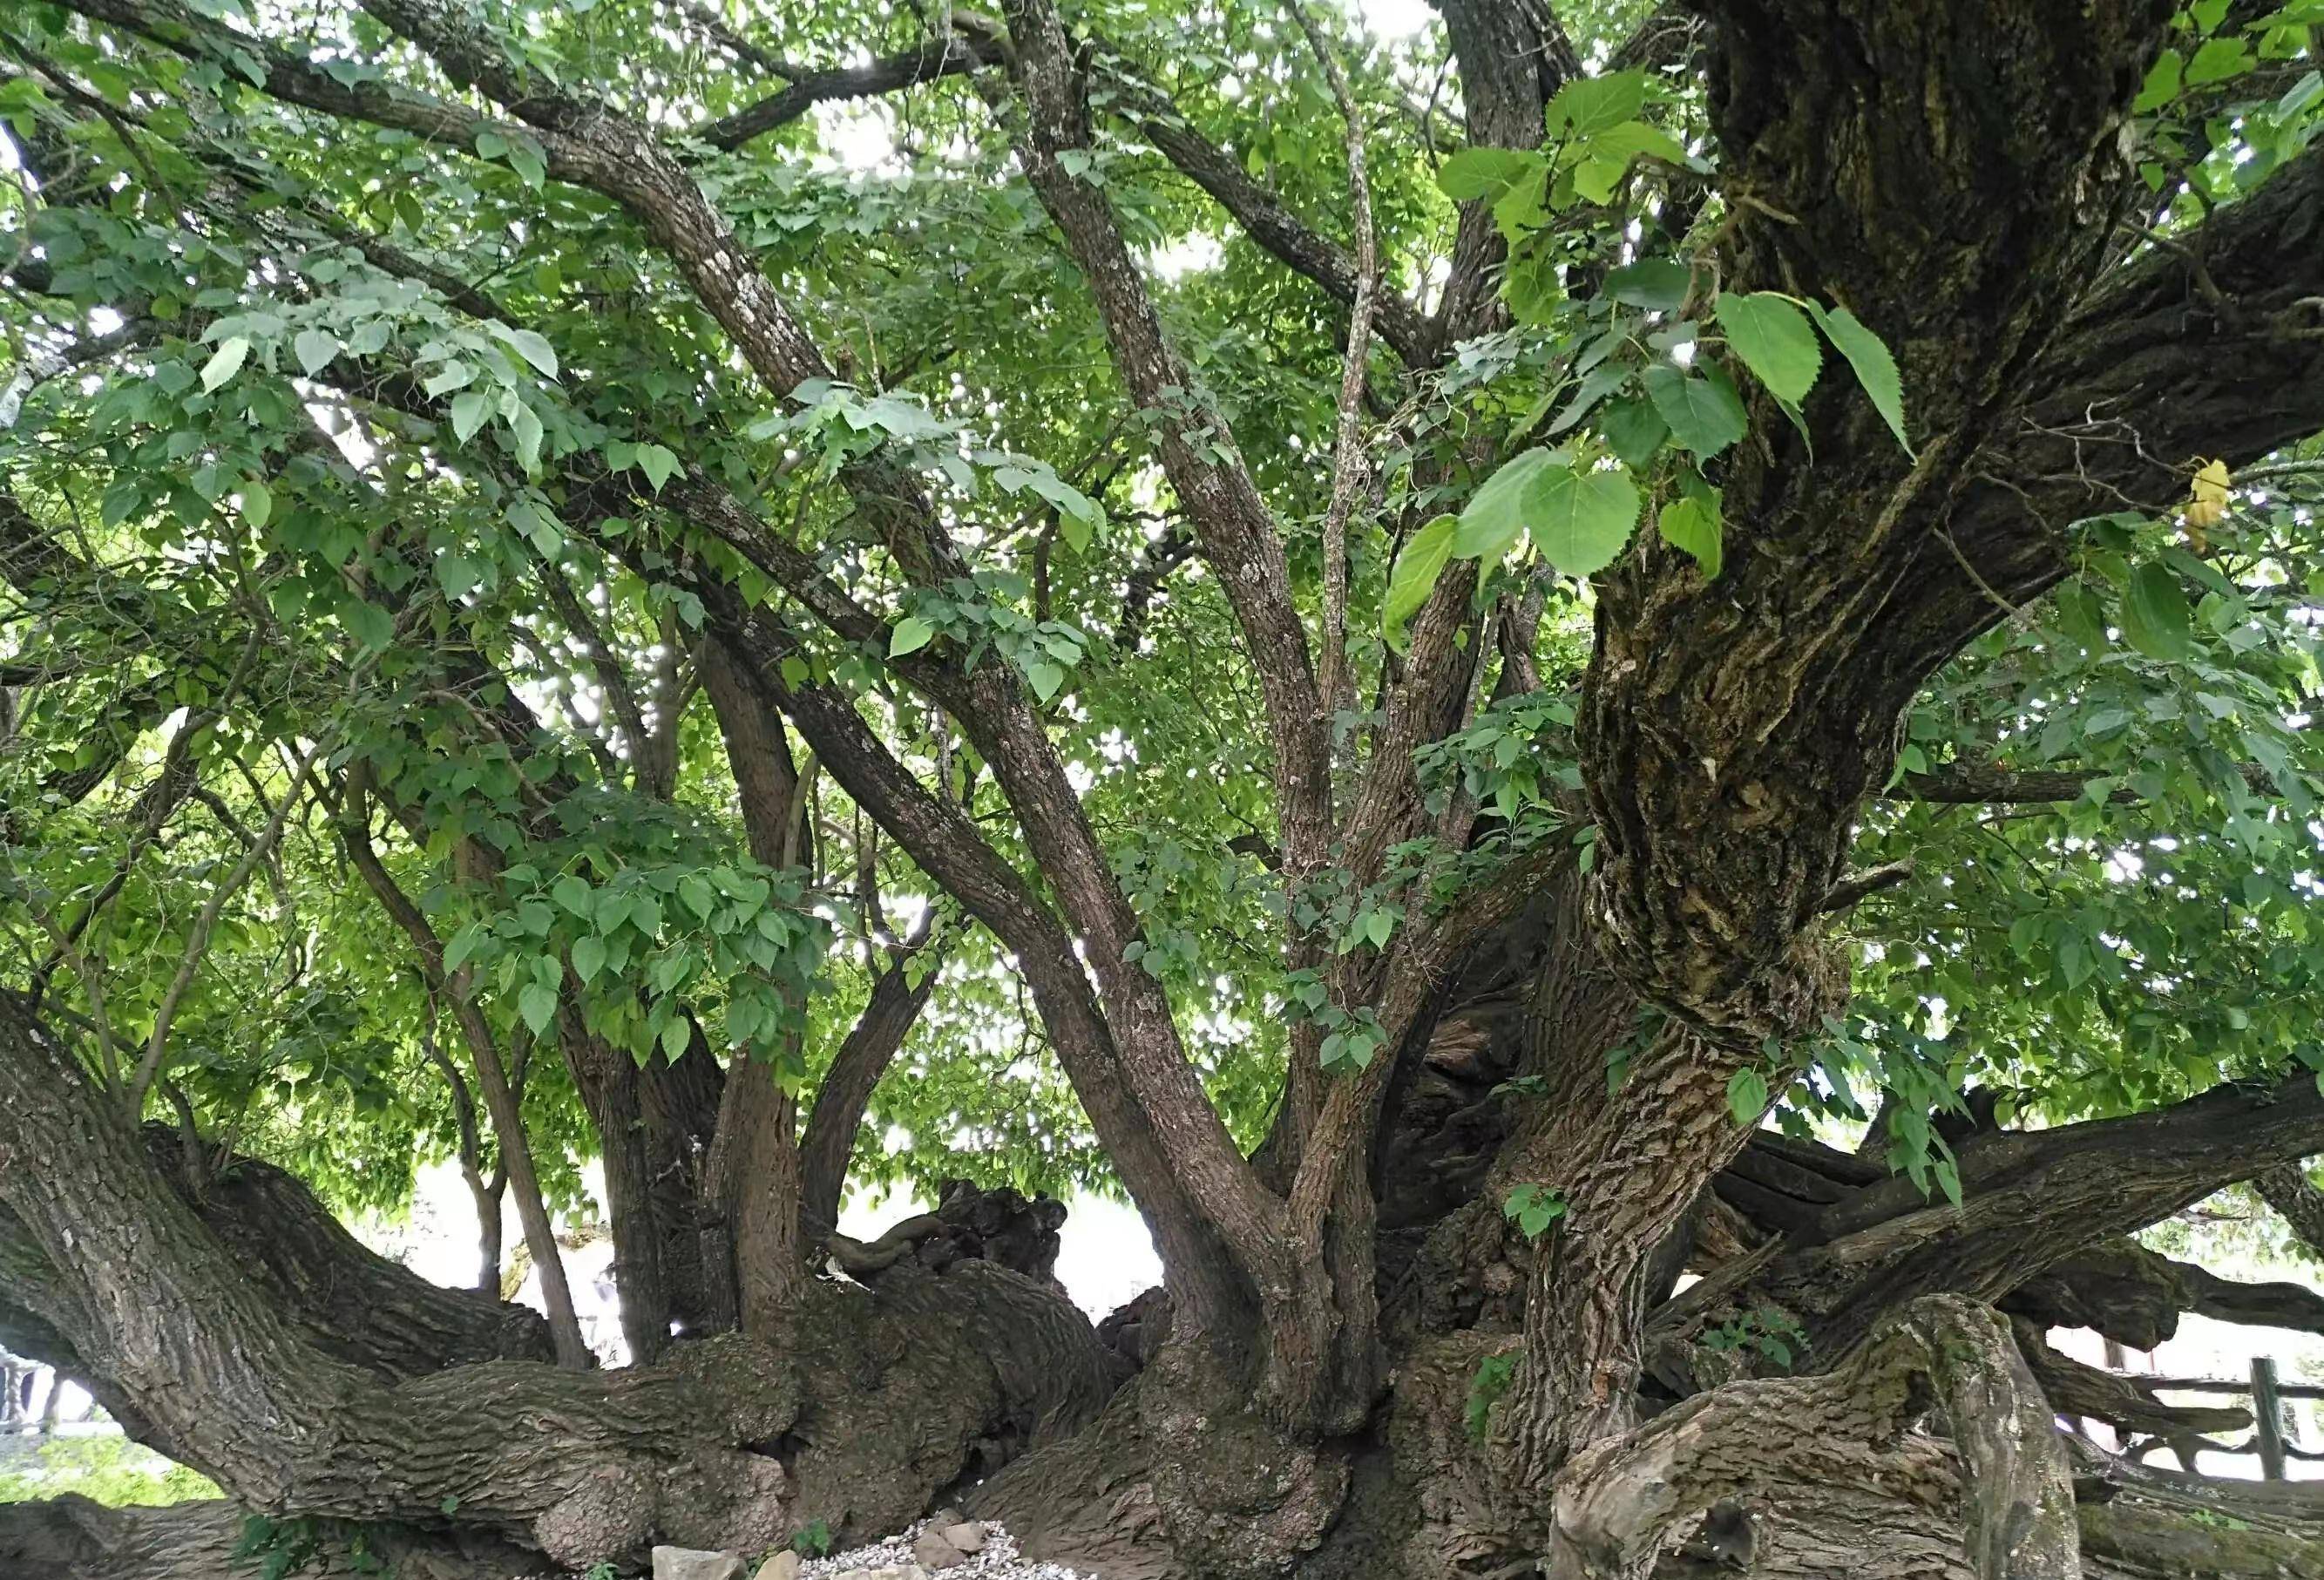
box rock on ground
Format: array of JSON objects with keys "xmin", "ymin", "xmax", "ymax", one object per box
[
  {"xmin": 796, "ymin": 1518, "xmax": 1089, "ymax": 1580},
  {"xmin": 637, "ymin": 1518, "xmax": 1084, "ymax": 1580},
  {"xmin": 654, "ymin": 1548, "xmax": 748, "ymax": 1580}
]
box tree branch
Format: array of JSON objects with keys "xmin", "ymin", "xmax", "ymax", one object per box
[
  {"xmin": 335, "ymin": 772, "xmax": 593, "ymax": 1368},
  {"xmin": 995, "ymin": 0, "xmax": 1334, "ymax": 892},
  {"xmin": 1549, "ymin": 1295, "xmax": 2077, "ymax": 1580},
  {"xmin": 797, "ymin": 926, "xmax": 942, "ymax": 1239},
  {"xmin": 1097, "ymin": 62, "xmax": 1432, "ymax": 363},
  {"xmin": 1286, "ymin": 0, "xmax": 1378, "ymax": 736},
  {"xmin": 126, "ymin": 730, "xmax": 324, "ymax": 1115},
  {"xmin": 2254, "ymin": 1159, "xmax": 2324, "ymax": 1259},
  {"xmin": 695, "ymin": 35, "xmax": 999, "ymax": 151},
  {"xmin": 1948, "ymin": 132, "xmax": 2324, "ymax": 610}
]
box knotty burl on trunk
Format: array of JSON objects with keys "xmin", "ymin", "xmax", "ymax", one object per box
[{"xmin": 4, "ymin": 0, "xmax": 2324, "ymax": 1578}]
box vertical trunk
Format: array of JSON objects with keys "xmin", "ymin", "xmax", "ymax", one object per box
[
  {"xmin": 559, "ymin": 1018, "xmax": 672, "ymax": 1361},
  {"xmin": 639, "ymin": 1041, "xmax": 725, "ymax": 1333},
  {"xmin": 448, "ymin": 981, "xmax": 593, "ymax": 1369},
  {"xmin": 419, "ymin": 991, "xmax": 507, "ymax": 1297},
  {"xmin": 702, "ymin": 1041, "xmax": 808, "ymax": 1333},
  {"xmin": 1507, "ymin": 1026, "xmax": 1759, "ymax": 1481},
  {"xmin": 698, "ymin": 638, "xmax": 814, "ymax": 1331},
  {"xmin": 471, "ymin": 1169, "xmax": 504, "ymax": 1296},
  {"xmin": 796, "ymin": 946, "xmax": 938, "ymax": 1240}
]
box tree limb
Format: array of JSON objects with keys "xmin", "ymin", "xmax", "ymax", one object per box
[
  {"xmin": 1098, "ymin": 62, "xmax": 1432, "ymax": 363},
  {"xmin": 1549, "ymin": 1295, "xmax": 2077, "ymax": 1580},
  {"xmin": 2254, "ymin": 1159, "xmax": 2324, "ymax": 1258},
  {"xmin": 1287, "ymin": 0, "xmax": 1379, "ymax": 736},
  {"xmin": 695, "ymin": 34, "xmax": 999, "ymax": 151}
]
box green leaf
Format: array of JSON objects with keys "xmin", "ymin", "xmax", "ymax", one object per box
[
  {"xmin": 1528, "ymin": 464, "xmax": 1640, "ymax": 579},
  {"xmin": 1805, "ymin": 302, "xmax": 1912, "ymax": 455},
  {"xmin": 1598, "ymin": 396, "xmax": 1668, "ymax": 471},
  {"xmin": 2123, "ymin": 562, "xmax": 2195, "ymax": 661},
  {"xmin": 2280, "ymin": 70, "xmax": 2322, "ymax": 119},
  {"xmin": 343, "ymin": 600, "xmax": 394, "ymax": 652},
  {"xmin": 2185, "ymin": 37, "xmax": 2252, "ymax": 87},
  {"xmin": 450, "ymin": 390, "xmax": 491, "ymax": 443},
  {"xmin": 1453, "ymin": 447, "xmax": 1559, "ymax": 560},
  {"xmin": 1026, "ymin": 661, "xmax": 1066, "ymax": 702},
  {"xmin": 238, "ymin": 477, "xmax": 273, "ymax": 530},
  {"xmin": 498, "ymin": 326, "xmax": 560, "ymax": 378},
  {"xmin": 510, "ymin": 403, "xmax": 544, "ymax": 473},
  {"xmin": 1642, "ymin": 363, "xmax": 1747, "ymax": 457},
  {"xmin": 443, "ymin": 925, "xmax": 486, "ymax": 973},
  {"xmin": 1383, "ymin": 513, "xmax": 1457, "ymax": 648},
  {"xmin": 634, "ymin": 443, "xmax": 681, "ymax": 492},
  {"xmin": 680, "ymin": 873, "xmax": 716, "ymax": 920},
  {"xmin": 1584, "ymin": 119, "xmax": 1689, "ymax": 169},
  {"xmin": 1547, "ymin": 364, "xmax": 1630, "ymax": 437},
  {"xmin": 1727, "ymin": 1067, "xmax": 1770, "ymax": 1125},
  {"xmin": 1548, "ymin": 71, "xmax": 1647, "ymax": 136},
  {"xmin": 1568, "ymin": 154, "xmax": 1631, "ymax": 207},
  {"xmin": 1657, "ymin": 490, "xmax": 1724, "ymax": 580},
  {"xmin": 294, "ymin": 327, "xmax": 340, "ymax": 377},
  {"xmin": 1501, "ymin": 1183, "xmax": 1568, "ymax": 1241},
  {"xmin": 1715, "ymin": 291, "xmax": 1821, "ymax": 404},
  {"xmin": 890, "ymin": 615, "xmax": 935, "ymax": 657},
  {"xmin": 200, "ymin": 336, "xmax": 250, "ymax": 392},
  {"xmin": 2136, "ymin": 48, "xmax": 2185, "ymax": 112},
  {"xmin": 435, "ymin": 553, "xmax": 482, "ymax": 600},
  {"xmin": 1437, "ymin": 147, "xmax": 1539, "ymax": 201},
  {"xmin": 1603, "ymin": 258, "xmax": 1690, "ymax": 311},
  {"xmin": 552, "ymin": 874, "xmax": 593, "ymax": 916},
  {"xmin": 518, "ymin": 980, "xmax": 559, "ymax": 1036},
  {"xmin": 506, "ymin": 140, "xmax": 547, "ymax": 188}
]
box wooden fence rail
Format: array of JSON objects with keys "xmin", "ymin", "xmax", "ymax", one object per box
[{"xmin": 2119, "ymin": 1356, "xmax": 2317, "ymax": 1479}]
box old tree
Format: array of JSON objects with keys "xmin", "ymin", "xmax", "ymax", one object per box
[{"xmin": 5, "ymin": 0, "xmax": 2324, "ymax": 1574}]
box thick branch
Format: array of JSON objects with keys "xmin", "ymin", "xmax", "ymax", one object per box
[
  {"xmin": 1952, "ymin": 132, "xmax": 2324, "ymax": 606},
  {"xmin": 696, "ymin": 36, "xmax": 997, "ymax": 151},
  {"xmin": 1550, "ymin": 1295, "xmax": 2077, "ymax": 1580},
  {"xmin": 0, "ymin": 994, "xmax": 788, "ymax": 1563},
  {"xmin": 797, "ymin": 939, "xmax": 940, "ymax": 1238},
  {"xmin": 1779, "ymin": 1074, "xmax": 2324, "ymax": 1355},
  {"xmin": 2254, "ymin": 1160, "xmax": 2324, "ymax": 1258},
  {"xmin": 2010, "ymin": 1319, "xmax": 2251, "ymax": 1441},
  {"xmin": 997, "ymin": 0, "xmax": 1334, "ymax": 890}
]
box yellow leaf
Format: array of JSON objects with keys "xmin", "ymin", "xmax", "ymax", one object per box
[{"xmin": 2184, "ymin": 458, "xmax": 2230, "ymax": 551}]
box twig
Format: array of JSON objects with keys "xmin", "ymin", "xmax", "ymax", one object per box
[
  {"xmin": 1286, "ymin": 0, "xmax": 1378, "ymax": 758},
  {"xmin": 127, "ymin": 729, "xmax": 331, "ymax": 1115}
]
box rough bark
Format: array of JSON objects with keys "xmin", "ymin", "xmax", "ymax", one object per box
[
  {"xmin": 21, "ymin": 7, "xmax": 2324, "ymax": 1580},
  {"xmin": 0, "ymin": 992, "xmax": 1122, "ymax": 1569},
  {"xmin": 2255, "ymin": 1160, "xmax": 2324, "ymax": 1258},
  {"xmin": 0, "ymin": 1495, "xmax": 542, "ymax": 1580},
  {"xmin": 796, "ymin": 950, "xmax": 939, "ymax": 1240}
]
